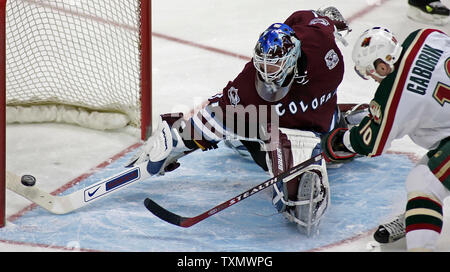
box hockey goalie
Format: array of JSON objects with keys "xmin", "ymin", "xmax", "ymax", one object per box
[{"xmin": 128, "ymin": 7, "xmax": 365, "ymax": 236}]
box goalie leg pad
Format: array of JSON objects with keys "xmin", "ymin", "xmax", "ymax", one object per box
[
  {"xmin": 266, "ymin": 128, "xmax": 330, "ymax": 235},
  {"xmin": 269, "ymin": 128, "xmax": 323, "ymax": 212},
  {"xmin": 283, "ymin": 170, "xmax": 330, "ymax": 237}
]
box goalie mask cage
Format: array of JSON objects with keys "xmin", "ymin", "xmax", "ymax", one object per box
[{"xmin": 0, "ymin": 0, "xmax": 152, "ymax": 228}]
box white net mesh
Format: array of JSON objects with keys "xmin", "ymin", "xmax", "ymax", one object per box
[{"xmin": 6, "ymin": 0, "xmax": 143, "ymax": 130}]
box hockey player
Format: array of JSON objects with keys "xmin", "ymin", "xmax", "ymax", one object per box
[
  {"xmin": 322, "ymin": 26, "xmax": 450, "ymax": 251},
  {"xmin": 407, "ymin": 0, "xmax": 450, "ymax": 25},
  {"xmin": 128, "ymin": 7, "xmax": 355, "ymax": 236}
]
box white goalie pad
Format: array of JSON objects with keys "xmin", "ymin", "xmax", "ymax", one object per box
[
  {"xmin": 283, "ymin": 170, "xmax": 330, "ymax": 236},
  {"xmin": 272, "ymin": 164, "xmax": 330, "ymax": 236},
  {"xmin": 278, "ymin": 128, "xmax": 322, "ymax": 166},
  {"xmin": 268, "ymin": 128, "xmax": 330, "ymax": 236}
]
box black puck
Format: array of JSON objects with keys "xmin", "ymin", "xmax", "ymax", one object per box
[{"xmin": 21, "ymin": 174, "xmax": 36, "ymax": 187}]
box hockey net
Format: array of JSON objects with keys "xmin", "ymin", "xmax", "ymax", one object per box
[{"xmin": 0, "ymin": 0, "xmax": 152, "ymax": 227}]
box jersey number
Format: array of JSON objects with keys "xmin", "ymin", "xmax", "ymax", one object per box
[
  {"xmin": 433, "ymin": 82, "xmax": 450, "ymax": 106},
  {"xmin": 359, "ymin": 120, "xmax": 373, "ymax": 146},
  {"xmin": 434, "ymin": 58, "xmax": 450, "ymax": 106}
]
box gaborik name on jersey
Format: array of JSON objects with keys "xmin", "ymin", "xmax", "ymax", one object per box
[{"xmin": 406, "ymin": 43, "xmax": 444, "ymax": 95}]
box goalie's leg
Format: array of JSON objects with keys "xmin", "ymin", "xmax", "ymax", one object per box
[
  {"xmin": 292, "ymin": 170, "xmax": 330, "ymax": 236},
  {"xmin": 267, "ymin": 128, "xmax": 330, "ymax": 236}
]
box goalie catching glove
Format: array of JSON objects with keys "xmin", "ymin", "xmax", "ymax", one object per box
[
  {"xmin": 126, "ymin": 113, "xmax": 194, "ymax": 175},
  {"xmin": 316, "ymin": 6, "xmax": 351, "ymax": 46},
  {"xmin": 321, "ymin": 127, "xmax": 357, "ymax": 163}
]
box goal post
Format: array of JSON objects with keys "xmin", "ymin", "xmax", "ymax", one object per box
[
  {"xmin": 0, "ymin": 0, "xmax": 6, "ymax": 228},
  {"xmin": 1, "ymin": 0, "xmax": 152, "ymax": 227},
  {"xmin": 140, "ymin": 0, "xmax": 152, "ymax": 140}
]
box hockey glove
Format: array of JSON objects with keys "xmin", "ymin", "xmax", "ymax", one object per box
[
  {"xmin": 316, "ymin": 6, "xmax": 351, "ymax": 46},
  {"xmin": 316, "ymin": 6, "xmax": 349, "ymax": 32},
  {"xmin": 126, "ymin": 113, "xmax": 193, "ymax": 175},
  {"xmin": 321, "ymin": 128, "xmax": 356, "ymax": 163}
]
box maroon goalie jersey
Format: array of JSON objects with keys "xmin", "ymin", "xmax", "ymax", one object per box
[{"xmin": 186, "ymin": 10, "xmax": 344, "ymax": 146}]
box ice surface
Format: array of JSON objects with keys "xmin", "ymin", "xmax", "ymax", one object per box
[{"xmin": 2, "ymin": 142, "xmax": 411, "ymax": 251}]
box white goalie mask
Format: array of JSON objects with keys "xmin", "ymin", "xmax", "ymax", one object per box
[
  {"xmin": 352, "ymin": 27, "xmax": 402, "ymax": 80},
  {"xmin": 253, "ymin": 23, "xmax": 301, "ymax": 102}
]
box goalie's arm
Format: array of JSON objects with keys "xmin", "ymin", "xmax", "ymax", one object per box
[{"xmin": 178, "ymin": 93, "xmax": 265, "ymax": 152}]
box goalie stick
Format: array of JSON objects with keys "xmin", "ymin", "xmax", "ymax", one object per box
[
  {"xmin": 144, "ymin": 153, "xmax": 324, "ymax": 228},
  {"xmin": 6, "ymin": 141, "xmax": 199, "ymax": 214},
  {"xmin": 5, "ymin": 159, "xmax": 154, "ymax": 214},
  {"xmin": 6, "ymin": 134, "xmax": 197, "ymax": 215}
]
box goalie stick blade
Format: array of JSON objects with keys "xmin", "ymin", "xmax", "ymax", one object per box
[
  {"xmin": 144, "ymin": 198, "xmax": 190, "ymax": 227},
  {"xmin": 144, "ymin": 197, "xmax": 223, "ymax": 228}
]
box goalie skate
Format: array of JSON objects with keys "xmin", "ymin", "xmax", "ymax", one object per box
[
  {"xmin": 284, "ymin": 171, "xmax": 330, "ymax": 236},
  {"xmin": 373, "ymin": 213, "xmax": 406, "ymax": 244}
]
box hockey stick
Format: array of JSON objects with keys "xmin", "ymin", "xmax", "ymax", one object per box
[
  {"xmin": 144, "ymin": 153, "xmax": 324, "ymax": 228},
  {"xmin": 6, "ymin": 160, "xmax": 155, "ymax": 215}
]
